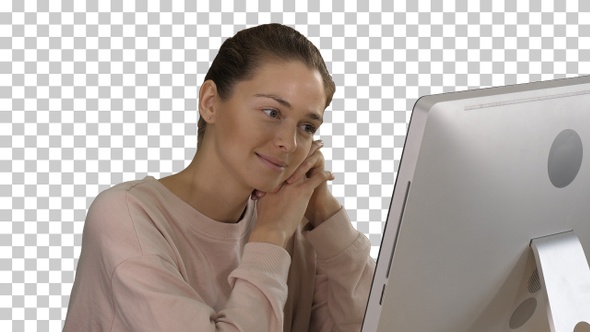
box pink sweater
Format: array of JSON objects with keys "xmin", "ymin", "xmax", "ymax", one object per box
[{"xmin": 63, "ymin": 176, "xmax": 374, "ymax": 331}]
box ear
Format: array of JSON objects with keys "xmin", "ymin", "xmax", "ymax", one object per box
[{"xmin": 199, "ymin": 80, "xmax": 218, "ymax": 124}]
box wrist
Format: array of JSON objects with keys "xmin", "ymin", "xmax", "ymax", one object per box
[
  {"xmin": 248, "ymin": 228, "xmax": 289, "ymax": 248},
  {"xmin": 307, "ymin": 195, "xmax": 341, "ymax": 228}
]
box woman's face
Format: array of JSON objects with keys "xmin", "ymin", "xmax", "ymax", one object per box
[{"xmin": 207, "ymin": 60, "xmax": 327, "ymax": 193}]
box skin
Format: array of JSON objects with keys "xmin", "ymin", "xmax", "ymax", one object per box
[{"xmin": 160, "ymin": 59, "xmax": 342, "ymax": 248}]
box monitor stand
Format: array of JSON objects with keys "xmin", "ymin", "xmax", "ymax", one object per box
[{"xmin": 530, "ymin": 231, "xmax": 590, "ymax": 332}]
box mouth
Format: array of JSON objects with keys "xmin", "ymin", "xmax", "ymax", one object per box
[{"xmin": 255, "ymin": 153, "xmax": 287, "ymax": 172}]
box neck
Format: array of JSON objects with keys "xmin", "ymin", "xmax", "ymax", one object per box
[{"xmin": 160, "ymin": 146, "xmax": 252, "ymax": 223}]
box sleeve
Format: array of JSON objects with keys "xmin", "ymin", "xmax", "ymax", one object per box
[
  {"xmin": 110, "ymin": 243, "xmax": 291, "ymax": 332},
  {"xmin": 303, "ymin": 208, "xmax": 376, "ymax": 332},
  {"xmin": 63, "ymin": 186, "xmax": 292, "ymax": 332}
]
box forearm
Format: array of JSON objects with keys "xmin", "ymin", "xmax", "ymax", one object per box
[
  {"xmin": 305, "ymin": 208, "xmax": 376, "ymax": 331},
  {"xmin": 305, "ymin": 182, "xmax": 342, "ymax": 228}
]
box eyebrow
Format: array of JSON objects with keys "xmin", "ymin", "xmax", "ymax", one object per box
[
  {"xmin": 254, "ymin": 93, "xmax": 323, "ymax": 123},
  {"xmin": 254, "ymin": 93, "xmax": 292, "ymax": 109}
]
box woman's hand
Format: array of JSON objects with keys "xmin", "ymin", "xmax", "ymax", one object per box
[
  {"xmin": 249, "ymin": 155, "xmax": 334, "ymax": 247},
  {"xmin": 249, "ymin": 141, "xmax": 341, "ymax": 248},
  {"xmin": 286, "ymin": 140, "xmax": 341, "ymax": 227},
  {"xmin": 250, "ymin": 140, "xmax": 327, "ymax": 201}
]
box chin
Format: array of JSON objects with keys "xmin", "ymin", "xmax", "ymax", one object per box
[
  {"xmin": 249, "ymin": 168, "xmax": 296, "ymax": 194},
  {"xmin": 257, "ymin": 182, "xmax": 282, "ymax": 194},
  {"xmin": 252, "ymin": 177, "xmax": 286, "ymax": 194}
]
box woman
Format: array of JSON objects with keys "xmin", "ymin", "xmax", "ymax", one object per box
[{"xmin": 64, "ymin": 23, "xmax": 374, "ymax": 332}]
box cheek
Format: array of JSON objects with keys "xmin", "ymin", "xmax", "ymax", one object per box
[{"xmin": 219, "ymin": 111, "xmax": 257, "ymax": 146}]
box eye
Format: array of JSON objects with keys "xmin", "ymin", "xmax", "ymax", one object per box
[
  {"xmin": 262, "ymin": 109, "xmax": 279, "ymax": 118},
  {"xmin": 301, "ymin": 123, "xmax": 317, "ymax": 134}
]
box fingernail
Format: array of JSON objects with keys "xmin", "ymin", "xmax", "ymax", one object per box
[{"xmin": 317, "ymin": 140, "xmax": 324, "ymax": 147}]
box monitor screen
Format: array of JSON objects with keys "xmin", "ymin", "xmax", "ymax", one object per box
[{"xmin": 362, "ymin": 76, "xmax": 590, "ymax": 332}]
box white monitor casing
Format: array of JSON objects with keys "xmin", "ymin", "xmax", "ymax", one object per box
[{"xmin": 362, "ymin": 76, "xmax": 590, "ymax": 332}]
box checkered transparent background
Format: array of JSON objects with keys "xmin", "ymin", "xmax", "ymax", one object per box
[{"xmin": 2, "ymin": 0, "xmax": 590, "ymax": 330}]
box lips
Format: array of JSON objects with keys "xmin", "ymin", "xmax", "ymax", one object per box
[{"xmin": 256, "ymin": 153, "xmax": 287, "ymax": 171}]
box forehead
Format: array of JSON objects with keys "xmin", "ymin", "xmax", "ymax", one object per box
[
  {"xmin": 249, "ymin": 59, "xmax": 322, "ymax": 85},
  {"xmin": 237, "ymin": 60, "xmax": 327, "ymax": 111}
]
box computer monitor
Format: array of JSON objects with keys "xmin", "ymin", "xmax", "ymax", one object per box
[{"xmin": 362, "ymin": 76, "xmax": 590, "ymax": 332}]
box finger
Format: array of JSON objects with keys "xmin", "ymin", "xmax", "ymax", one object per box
[
  {"xmin": 303, "ymin": 170, "xmax": 335, "ymax": 190},
  {"xmin": 271, "ymin": 182, "xmax": 284, "ymax": 194},
  {"xmin": 286, "ymin": 151, "xmax": 324, "ymax": 184},
  {"xmin": 307, "ymin": 139, "xmax": 324, "ymax": 157},
  {"xmin": 251, "ymin": 190, "xmax": 266, "ymax": 200},
  {"xmin": 287, "ymin": 140, "xmax": 324, "ymax": 184}
]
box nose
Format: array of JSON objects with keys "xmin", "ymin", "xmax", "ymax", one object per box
[{"xmin": 275, "ymin": 123, "xmax": 297, "ymax": 153}]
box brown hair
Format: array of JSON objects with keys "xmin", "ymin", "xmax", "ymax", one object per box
[{"xmin": 197, "ymin": 23, "xmax": 336, "ymax": 148}]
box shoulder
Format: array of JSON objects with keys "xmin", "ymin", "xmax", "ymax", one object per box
[
  {"xmin": 83, "ymin": 179, "xmax": 157, "ymax": 256},
  {"xmin": 87, "ymin": 177, "xmax": 161, "ymax": 221},
  {"xmin": 74, "ymin": 177, "xmax": 191, "ymax": 294}
]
